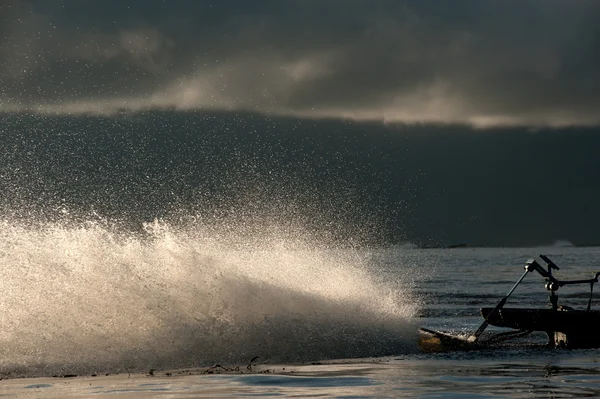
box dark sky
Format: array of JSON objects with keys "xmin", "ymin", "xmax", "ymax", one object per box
[{"xmin": 1, "ymin": 0, "xmax": 599, "ymax": 127}]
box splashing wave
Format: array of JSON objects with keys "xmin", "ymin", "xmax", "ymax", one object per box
[{"xmin": 0, "ymin": 218, "xmax": 419, "ymax": 378}]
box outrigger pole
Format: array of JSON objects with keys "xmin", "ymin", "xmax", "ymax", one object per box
[
  {"xmin": 467, "ymin": 260, "xmax": 541, "ymax": 342},
  {"xmin": 419, "ymin": 261, "xmax": 539, "ymax": 352}
]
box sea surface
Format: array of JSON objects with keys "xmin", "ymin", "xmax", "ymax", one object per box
[{"xmin": 2, "ymin": 241, "xmax": 600, "ymax": 398}]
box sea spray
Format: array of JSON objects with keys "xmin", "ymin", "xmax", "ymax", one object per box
[{"xmin": 0, "ymin": 218, "xmax": 420, "ymax": 378}]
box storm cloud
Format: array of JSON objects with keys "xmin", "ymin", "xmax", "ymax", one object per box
[{"xmin": 1, "ymin": 0, "xmax": 599, "ymax": 127}]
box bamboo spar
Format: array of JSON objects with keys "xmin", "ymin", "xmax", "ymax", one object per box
[{"xmin": 468, "ymin": 267, "xmax": 531, "ymax": 342}]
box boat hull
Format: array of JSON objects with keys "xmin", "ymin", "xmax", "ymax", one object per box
[{"xmin": 481, "ymin": 307, "xmax": 600, "ymax": 348}]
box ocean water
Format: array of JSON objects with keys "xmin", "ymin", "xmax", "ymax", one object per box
[{"xmin": 2, "ymin": 235, "xmax": 600, "ymax": 397}]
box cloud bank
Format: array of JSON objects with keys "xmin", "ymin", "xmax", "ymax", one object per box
[{"xmin": 1, "ymin": 0, "xmax": 599, "ymax": 127}]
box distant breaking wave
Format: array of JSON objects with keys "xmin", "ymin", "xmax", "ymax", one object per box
[
  {"xmin": 534, "ymin": 240, "xmax": 576, "ymax": 248},
  {"xmin": 390, "ymin": 242, "xmax": 420, "ymax": 250},
  {"xmin": 550, "ymin": 240, "xmax": 575, "ymax": 248}
]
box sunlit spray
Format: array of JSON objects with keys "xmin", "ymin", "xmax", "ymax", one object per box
[{"xmin": 0, "ymin": 218, "xmax": 419, "ymax": 378}]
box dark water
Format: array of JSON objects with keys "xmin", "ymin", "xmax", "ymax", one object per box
[{"xmin": 2, "ymin": 111, "xmax": 600, "ymax": 247}]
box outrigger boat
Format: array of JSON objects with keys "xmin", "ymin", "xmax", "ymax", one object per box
[{"xmin": 419, "ymin": 255, "xmax": 600, "ymax": 352}]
